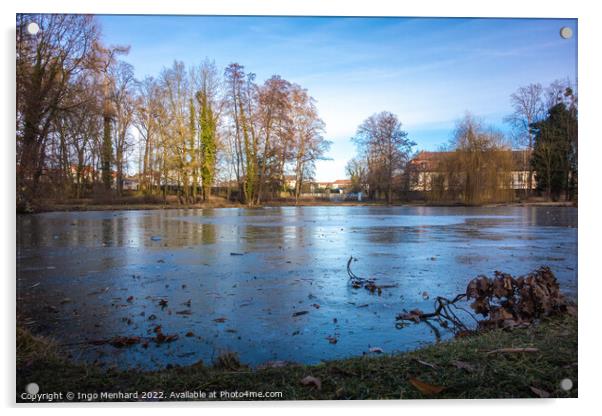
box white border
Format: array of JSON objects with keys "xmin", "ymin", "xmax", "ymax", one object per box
[{"xmin": 2, "ymin": 1, "xmax": 600, "ymax": 415}]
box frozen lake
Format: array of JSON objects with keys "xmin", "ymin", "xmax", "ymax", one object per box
[{"xmin": 16, "ymin": 206, "xmax": 577, "ymax": 369}]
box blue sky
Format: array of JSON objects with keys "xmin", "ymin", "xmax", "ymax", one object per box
[{"xmin": 97, "ymin": 15, "xmax": 577, "ymax": 181}]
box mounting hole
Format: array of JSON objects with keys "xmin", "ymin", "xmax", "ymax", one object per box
[
  {"xmin": 560, "ymin": 27, "xmax": 573, "ymax": 39},
  {"xmin": 25, "ymin": 382, "xmax": 39, "ymax": 395},
  {"xmin": 27, "ymin": 22, "xmax": 39, "ymax": 35},
  {"xmin": 560, "ymin": 378, "xmax": 573, "ymax": 391}
]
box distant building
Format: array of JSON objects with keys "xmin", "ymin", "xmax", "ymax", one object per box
[
  {"xmin": 333, "ymin": 179, "xmax": 352, "ymax": 191},
  {"xmin": 408, "ymin": 151, "xmax": 450, "ymax": 192},
  {"xmin": 408, "ymin": 150, "xmax": 536, "ymax": 191},
  {"xmin": 311, "ymin": 179, "xmax": 353, "ymax": 194},
  {"xmin": 509, "ymin": 150, "xmax": 534, "ymax": 190},
  {"xmin": 283, "ymin": 175, "xmax": 297, "ymax": 190},
  {"xmin": 314, "ymin": 181, "xmax": 333, "ymax": 190},
  {"xmin": 122, "ymin": 177, "xmax": 140, "ymax": 191}
]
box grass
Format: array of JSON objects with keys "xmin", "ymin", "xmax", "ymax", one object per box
[{"xmin": 16, "ymin": 314, "xmax": 577, "ymax": 401}]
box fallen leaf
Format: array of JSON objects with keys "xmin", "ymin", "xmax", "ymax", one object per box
[
  {"xmin": 409, "ymin": 378, "xmax": 445, "ymax": 396},
  {"xmin": 326, "ymin": 335, "xmax": 338, "ymax": 344},
  {"xmin": 155, "ymin": 333, "xmax": 178, "ymax": 343},
  {"xmin": 176, "ymin": 310, "xmax": 192, "ymax": 315},
  {"xmin": 300, "ymin": 375, "xmax": 322, "ymax": 390},
  {"xmin": 292, "ymin": 310, "xmax": 309, "ymax": 317},
  {"xmin": 87, "ymin": 287, "xmax": 110, "ymax": 296},
  {"xmin": 530, "ymin": 386, "xmax": 551, "ymax": 398},
  {"xmin": 108, "ymin": 336, "xmax": 141, "ymax": 348}
]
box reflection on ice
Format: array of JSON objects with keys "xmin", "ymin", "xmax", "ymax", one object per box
[{"xmin": 16, "ymin": 206, "xmax": 577, "ymax": 369}]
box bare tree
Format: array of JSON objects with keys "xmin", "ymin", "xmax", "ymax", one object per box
[
  {"xmin": 346, "ymin": 157, "xmax": 367, "ymax": 193},
  {"xmin": 110, "ymin": 61, "xmax": 136, "ymax": 195},
  {"xmin": 289, "ymin": 86, "xmax": 330, "ymax": 203},
  {"xmin": 133, "ymin": 76, "xmax": 162, "ymax": 194},
  {"xmin": 17, "ymin": 14, "xmax": 100, "ymax": 206},
  {"xmin": 352, "ymin": 112, "xmax": 415, "ymax": 204},
  {"xmin": 505, "ymin": 83, "xmax": 544, "ymax": 193}
]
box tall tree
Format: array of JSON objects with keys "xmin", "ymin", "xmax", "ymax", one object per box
[
  {"xmin": 289, "ymin": 85, "xmax": 330, "ymax": 203},
  {"xmin": 133, "ymin": 76, "xmax": 162, "ymax": 194},
  {"xmin": 224, "ymin": 63, "xmax": 259, "ymax": 205},
  {"xmin": 530, "ymin": 96, "xmax": 578, "ymax": 200},
  {"xmin": 352, "ymin": 112, "xmax": 415, "ymax": 204},
  {"xmin": 17, "ymin": 14, "xmax": 100, "ymax": 206},
  {"xmin": 255, "ymin": 75, "xmax": 292, "ymax": 204},
  {"xmin": 505, "ymin": 83, "xmax": 544, "ymax": 193},
  {"xmin": 449, "ymin": 113, "xmax": 513, "ymax": 205},
  {"xmin": 110, "ymin": 61, "xmax": 136, "ymax": 195},
  {"xmin": 194, "ymin": 60, "xmax": 220, "ymax": 201},
  {"xmin": 161, "ymin": 61, "xmax": 191, "ymax": 203}
]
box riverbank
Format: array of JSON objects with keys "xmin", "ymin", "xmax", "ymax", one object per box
[
  {"xmin": 16, "ymin": 314, "xmax": 577, "ymax": 401},
  {"xmin": 21, "ymin": 197, "xmax": 576, "ymax": 214}
]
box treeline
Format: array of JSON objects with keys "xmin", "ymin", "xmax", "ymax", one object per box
[
  {"xmin": 345, "ymin": 80, "xmax": 577, "ymax": 205},
  {"xmin": 16, "ymin": 14, "xmax": 331, "ymax": 210}
]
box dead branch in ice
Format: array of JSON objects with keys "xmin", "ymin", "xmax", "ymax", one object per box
[
  {"xmin": 347, "ymin": 256, "xmax": 398, "ymax": 295},
  {"xmin": 395, "ymin": 266, "xmax": 571, "ymax": 337}
]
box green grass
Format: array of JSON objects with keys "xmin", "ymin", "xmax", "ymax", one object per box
[{"xmin": 16, "ymin": 314, "xmax": 577, "ymax": 401}]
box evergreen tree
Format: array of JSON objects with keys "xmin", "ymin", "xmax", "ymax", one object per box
[{"xmin": 530, "ymin": 96, "xmax": 577, "ymax": 200}]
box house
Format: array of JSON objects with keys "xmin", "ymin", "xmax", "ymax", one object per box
[
  {"xmin": 408, "ymin": 151, "xmax": 450, "ymax": 191},
  {"xmin": 314, "ymin": 181, "xmax": 334, "ymax": 190},
  {"xmin": 283, "ymin": 175, "xmax": 297, "ymax": 190},
  {"xmin": 510, "ymin": 150, "xmax": 535, "ymax": 190},
  {"xmin": 68, "ymin": 164, "xmax": 95, "ymax": 181},
  {"xmin": 408, "ymin": 150, "xmax": 537, "ymax": 191},
  {"xmin": 333, "ymin": 179, "xmax": 352, "ymax": 191},
  {"xmin": 122, "ymin": 176, "xmax": 140, "ymax": 191},
  {"xmin": 311, "ymin": 180, "xmax": 352, "ymax": 193}
]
